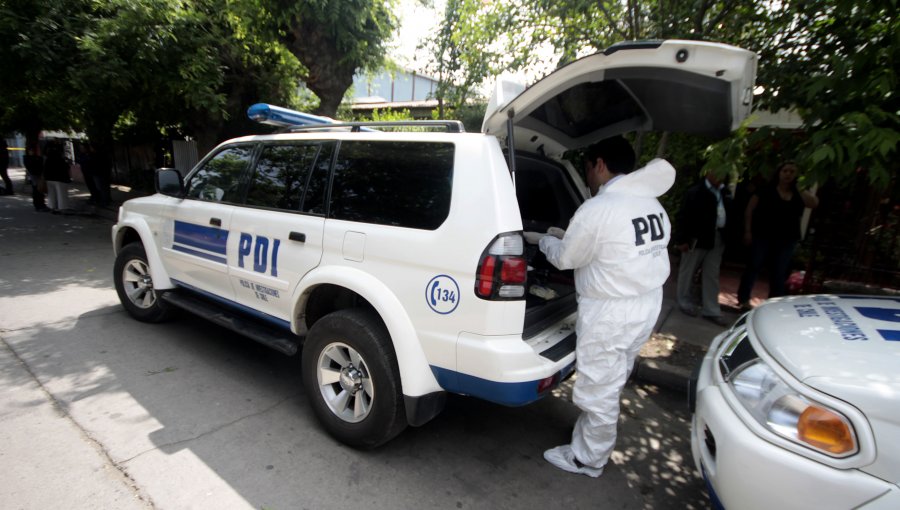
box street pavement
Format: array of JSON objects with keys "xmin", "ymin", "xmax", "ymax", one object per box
[{"xmin": 0, "ymin": 167, "xmax": 750, "ymax": 509}]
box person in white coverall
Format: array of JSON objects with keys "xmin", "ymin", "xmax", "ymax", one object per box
[{"xmin": 530, "ymin": 135, "xmax": 674, "ymax": 477}]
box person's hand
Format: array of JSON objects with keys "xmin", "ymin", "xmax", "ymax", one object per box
[
  {"xmin": 676, "ymin": 243, "xmax": 690, "ymax": 253},
  {"xmin": 743, "ymin": 232, "xmax": 752, "ymax": 246},
  {"xmin": 547, "ymin": 227, "xmax": 565, "ymax": 239},
  {"xmin": 523, "ymin": 231, "xmax": 545, "ymax": 244}
]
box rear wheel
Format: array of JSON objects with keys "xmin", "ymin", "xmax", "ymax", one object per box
[
  {"xmin": 302, "ymin": 308, "xmax": 406, "ymax": 448},
  {"xmin": 114, "ymin": 243, "xmax": 173, "ymax": 322}
]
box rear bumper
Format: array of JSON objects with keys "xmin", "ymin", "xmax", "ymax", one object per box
[
  {"xmin": 431, "ymin": 361, "xmax": 575, "ymax": 407},
  {"xmin": 434, "ymin": 317, "xmax": 577, "ymax": 406}
]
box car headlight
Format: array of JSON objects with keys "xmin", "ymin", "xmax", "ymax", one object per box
[{"xmin": 719, "ymin": 332, "xmax": 858, "ymax": 458}]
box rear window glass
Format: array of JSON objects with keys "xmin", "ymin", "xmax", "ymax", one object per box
[{"xmin": 329, "ymin": 141, "xmax": 454, "ymax": 230}]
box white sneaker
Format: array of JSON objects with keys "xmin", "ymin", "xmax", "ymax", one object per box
[{"xmin": 543, "ymin": 445, "xmax": 604, "ymax": 478}]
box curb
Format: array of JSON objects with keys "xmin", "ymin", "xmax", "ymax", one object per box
[{"xmin": 633, "ymin": 356, "xmax": 692, "ymax": 394}]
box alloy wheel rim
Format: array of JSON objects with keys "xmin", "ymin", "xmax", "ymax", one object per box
[
  {"xmin": 122, "ymin": 259, "xmax": 157, "ymax": 309},
  {"xmin": 316, "ymin": 342, "xmax": 374, "ymax": 423}
]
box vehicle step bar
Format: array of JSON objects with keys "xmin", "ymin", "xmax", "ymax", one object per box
[{"xmin": 161, "ymin": 291, "xmax": 300, "ymax": 356}]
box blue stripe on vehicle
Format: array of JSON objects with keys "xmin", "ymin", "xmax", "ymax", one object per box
[
  {"xmin": 430, "ymin": 362, "xmax": 575, "ymax": 407},
  {"xmin": 172, "ymin": 245, "xmax": 227, "ymax": 265},
  {"xmin": 174, "ymin": 220, "xmax": 228, "ymax": 255},
  {"xmin": 701, "ymin": 466, "xmax": 726, "ymax": 510},
  {"xmin": 878, "ymin": 329, "xmax": 900, "ymax": 341},
  {"xmin": 172, "ymin": 279, "xmax": 292, "ymax": 331}
]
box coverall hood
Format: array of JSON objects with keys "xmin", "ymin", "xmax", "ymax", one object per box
[{"xmin": 604, "ymin": 158, "xmax": 676, "ymax": 198}]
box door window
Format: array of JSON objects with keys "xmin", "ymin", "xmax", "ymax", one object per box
[
  {"xmin": 186, "ymin": 145, "xmax": 254, "ymax": 203},
  {"xmin": 246, "ymin": 143, "xmax": 320, "ymax": 210}
]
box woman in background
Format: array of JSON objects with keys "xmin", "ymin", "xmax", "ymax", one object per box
[{"xmin": 737, "ymin": 161, "xmax": 819, "ymax": 309}]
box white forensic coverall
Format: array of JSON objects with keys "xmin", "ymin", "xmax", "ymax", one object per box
[{"xmin": 539, "ymin": 158, "xmax": 675, "ymax": 471}]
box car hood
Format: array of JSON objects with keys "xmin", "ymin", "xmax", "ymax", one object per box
[
  {"xmin": 750, "ymin": 295, "xmax": 900, "ymax": 482},
  {"xmin": 482, "ymin": 40, "xmax": 758, "ymax": 157}
]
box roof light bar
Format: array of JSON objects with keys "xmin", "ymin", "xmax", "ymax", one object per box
[{"xmin": 247, "ymin": 103, "xmax": 336, "ymax": 128}]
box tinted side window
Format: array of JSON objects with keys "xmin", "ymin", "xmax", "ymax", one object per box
[
  {"xmin": 186, "ymin": 145, "xmax": 254, "ymax": 203},
  {"xmin": 301, "ymin": 142, "xmax": 335, "ymax": 215},
  {"xmin": 246, "ymin": 143, "xmax": 319, "ymax": 210},
  {"xmin": 330, "ymin": 141, "xmax": 454, "ymax": 230}
]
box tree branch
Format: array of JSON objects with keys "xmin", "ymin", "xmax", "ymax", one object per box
[{"xmin": 596, "ymin": 1, "xmax": 629, "ymax": 40}]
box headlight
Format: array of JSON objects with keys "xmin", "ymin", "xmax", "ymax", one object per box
[{"xmin": 720, "ymin": 333, "xmax": 858, "ymax": 458}]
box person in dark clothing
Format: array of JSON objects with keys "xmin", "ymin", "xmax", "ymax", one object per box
[
  {"xmin": 92, "ymin": 146, "xmax": 112, "ymax": 207},
  {"xmin": 737, "ymin": 161, "xmax": 819, "ymax": 308},
  {"xmin": 673, "ymin": 173, "xmax": 729, "ymax": 325},
  {"xmin": 23, "ymin": 144, "xmax": 49, "ymax": 211},
  {"xmin": 76, "ymin": 142, "xmax": 102, "ymax": 204},
  {"xmin": 43, "ymin": 142, "xmax": 71, "ymax": 213},
  {"xmin": 0, "ymin": 139, "xmax": 12, "ymax": 195}
]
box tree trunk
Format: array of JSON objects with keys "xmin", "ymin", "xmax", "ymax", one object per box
[{"xmin": 282, "ymin": 19, "xmax": 357, "ymax": 118}]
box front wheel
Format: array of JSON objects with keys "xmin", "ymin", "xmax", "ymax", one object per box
[
  {"xmin": 113, "ymin": 243, "xmax": 173, "ymax": 323},
  {"xmin": 302, "ymin": 308, "xmax": 407, "ymax": 448}
]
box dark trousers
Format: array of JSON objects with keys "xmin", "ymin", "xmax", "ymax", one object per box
[
  {"xmin": 26, "ymin": 171, "xmax": 47, "ymax": 209},
  {"xmin": 738, "ymin": 238, "xmax": 798, "ymax": 302},
  {"xmin": 94, "ymin": 173, "xmax": 111, "ymax": 206},
  {"xmin": 81, "ymin": 168, "xmax": 101, "ymax": 203},
  {"xmin": 0, "ymin": 165, "xmax": 12, "ymax": 194}
]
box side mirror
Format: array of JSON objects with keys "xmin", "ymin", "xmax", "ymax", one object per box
[{"xmin": 155, "ymin": 168, "xmax": 184, "ymax": 197}]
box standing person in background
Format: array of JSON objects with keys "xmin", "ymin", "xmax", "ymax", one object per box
[
  {"xmin": 526, "ymin": 136, "xmax": 675, "ymax": 477},
  {"xmin": 23, "ymin": 143, "xmax": 49, "ymax": 212},
  {"xmin": 93, "ymin": 144, "xmax": 112, "ymax": 207},
  {"xmin": 0, "ymin": 139, "xmax": 12, "ymax": 195},
  {"xmin": 43, "ymin": 142, "xmax": 71, "ymax": 214},
  {"xmin": 737, "ymin": 161, "xmax": 819, "ymax": 309},
  {"xmin": 673, "ymin": 172, "xmax": 729, "ymax": 325},
  {"xmin": 76, "ymin": 142, "xmax": 101, "ymax": 205}
]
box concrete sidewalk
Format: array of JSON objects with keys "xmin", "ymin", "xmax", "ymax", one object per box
[
  {"xmin": 634, "ymin": 262, "xmax": 769, "ymax": 393},
  {"xmin": 2, "ymin": 166, "xmax": 771, "ymax": 395}
]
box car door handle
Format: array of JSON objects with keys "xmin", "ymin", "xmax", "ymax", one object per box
[
  {"xmin": 289, "ymin": 231, "xmax": 306, "ymax": 243},
  {"xmin": 209, "ymin": 218, "xmax": 222, "ymax": 227}
]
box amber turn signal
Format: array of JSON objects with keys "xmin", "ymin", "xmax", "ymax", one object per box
[{"xmin": 797, "ymin": 406, "xmax": 856, "ymax": 455}]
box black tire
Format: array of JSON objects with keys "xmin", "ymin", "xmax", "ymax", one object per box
[
  {"xmin": 302, "ymin": 308, "xmax": 407, "ymax": 449},
  {"xmin": 113, "ymin": 242, "xmax": 173, "ymax": 323}
]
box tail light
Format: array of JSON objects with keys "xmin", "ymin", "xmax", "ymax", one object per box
[{"xmin": 475, "ymin": 232, "xmax": 527, "ymax": 300}]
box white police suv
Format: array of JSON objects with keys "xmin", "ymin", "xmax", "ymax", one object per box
[
  {"xmin": 691, "ymin": 295, "xmax": 900, "ymax": 509},
  {"xmin": 112, "ymin": 40, "xmax": 757, "ymax": 448}
]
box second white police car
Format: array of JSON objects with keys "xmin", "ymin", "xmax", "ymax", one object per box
[{"xmin": 691, "ymin": 295, "xmax": 900, "ymax": 509}]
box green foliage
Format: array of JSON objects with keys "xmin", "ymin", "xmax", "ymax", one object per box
[
  {"xmin": 0, "ymin": 0, "xmax": 93, "ymax": 138},
  {"xmin": 270, "ymin": 0, "xmax": 398, "ymax": 116},
  {"xmin": 442, "ymin": 102, "xmax": 488, "ymax": 133},
  {"xmin": 425, "ymin": 0, "xmax": 898, "ymax": 191},
  {"xmin": 368, "ymin": 108, "xmax": 415, "ymax": 122},
  {"xmin": 729, "ymin": 0, "xmax": 898, "ymax": 189},
  {"xmin": 0, "ymin": 0, "xmax": 392, "ymax": 151}
]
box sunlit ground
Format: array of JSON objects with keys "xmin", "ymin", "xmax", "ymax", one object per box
[{"xmin": 551, "ymin": 374, "xmax": 710, "ymax": 509}]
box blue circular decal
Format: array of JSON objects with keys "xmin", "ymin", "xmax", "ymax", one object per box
[{"xmin": 426, "ymin": 275, "xmax": 460, "ymax": 314}]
